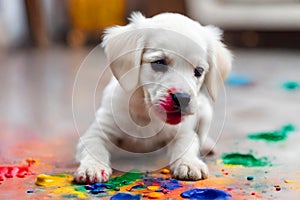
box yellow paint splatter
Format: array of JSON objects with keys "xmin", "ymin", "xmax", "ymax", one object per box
[
  {"xmin": 160, "ymin": 168, "xmax": 170, "ymax": 174},
  {"xmin": 144, "ymin": 192, "xmax": 163, "ymax": 199},
  {"xmin": 284, "ymin": 179, "xmax": 300, "ymax": 190},
  {"xmin": 35, "ymin": 174, "xmax": 74, "ymax": 187},
  {"xmin": 51, "ymin": 186, "xmax": 87, "ymax": 199},
  {"xmin": 147, "ymin": 185, "xmax": 160, "ymax": 191}
]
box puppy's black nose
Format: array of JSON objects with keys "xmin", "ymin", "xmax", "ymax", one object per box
[{"xmin": 171, "ymin": 92, "xmax": 191, "ymax": 109}]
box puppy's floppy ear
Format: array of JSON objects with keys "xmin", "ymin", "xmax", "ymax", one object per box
[
  {"xmin": 205, "ymin": 26, "xmax": 232, "ymax": 101},
  {"xmin": 102, "ymin": 12, "xmax": 145, "ymax": 91}
]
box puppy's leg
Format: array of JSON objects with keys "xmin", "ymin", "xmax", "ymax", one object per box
[
  {"xmin": 200, "ymin": 136, "xmax": 216, "ymax": 156},
  {"xmin": 169, "ymin": 133, "xmax": 208, "ymax": 180},
  {"xmin": 197, "ymin": 100, "xmax": 216, "ymax": 156},
  {"xmin": 75, "ymin": 122, "xmax": 112, "ymax": 183}
]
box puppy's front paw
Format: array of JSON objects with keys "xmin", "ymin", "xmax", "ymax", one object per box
[
  {"xmin": 74, "ymin": 162, "xmax": 112, "ymax": 184},
  {"xmin": 171, "ymin": 158, "xmax": 208, "ymax": 180}
]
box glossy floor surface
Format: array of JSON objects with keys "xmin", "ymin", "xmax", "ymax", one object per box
[{"xmin": 0, "ymin": 46, "xmax": 300, "ymax": 199}]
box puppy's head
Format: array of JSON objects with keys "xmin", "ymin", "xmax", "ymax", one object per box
[{"xmin": 102, "ymin": 12, "xmax": 232, "ymax": 125}]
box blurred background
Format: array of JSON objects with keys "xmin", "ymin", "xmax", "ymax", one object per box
[
  {"xmin": 1, "ymin": 0, "xmax": 300, "ymax": 48},
  {"xmin": 1, "ymin": 0, "xmax": 300, "ymax": 140}
]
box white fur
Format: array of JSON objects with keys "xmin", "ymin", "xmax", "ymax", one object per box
[{"xmin": 75, "ymin": 12, "xmax": 232, "ymax": 183}]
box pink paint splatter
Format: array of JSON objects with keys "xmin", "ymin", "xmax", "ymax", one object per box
[{"xmin": 0, "ymin": 158, "xmax": 36, "ymax": 181}]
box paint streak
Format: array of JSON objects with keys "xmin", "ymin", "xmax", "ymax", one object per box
[
  {"xmin": 110, "ymin": 193, "xmax": 141, "ymax": 200},
  {"xmin": 248, "ymin": 124, "xmax": 296, "ymax": 142},
  {"xmin": 181, "ymin": 188, "xmax": 232, "ymax": 199},
  {"xmin": 51, "ymin": 186, "xmax": 87, "ymax": 199},
  {"xmin": 0, "ymin": 158, "xmax": 36, "ymax": 181},
  {"xmin": 282, "ymin": 81, "xmax": 299, "ymax": 90},
  {"xmin": 284, "ymin": 180, "xmax": 300, "ymax": 190},
  {"xmin": 35, "ymin": 174, "xmax": 74, "ymax": 187},
  {"xmin": 222, "ymin": 153, "xmax": 270, "ymax": 167}
]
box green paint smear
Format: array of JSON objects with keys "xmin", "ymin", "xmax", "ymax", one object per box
[
  {"xmin": 282, "ymin": 81, "xmax": 299, "ymax": 90},
  {"xmin": 74, "ymin": 186, "xmax": 87, "ymax": 192},
  {"xmin": 248, "ymin": 124, "xmax": 296, "ymax": 142},
  {"xmin": 107, "ymin": 170, "xmax": 142, "ymax": 188},
  {"xmin": 222, "ymin": 153, "xmax": 270, "ymax": 167}
]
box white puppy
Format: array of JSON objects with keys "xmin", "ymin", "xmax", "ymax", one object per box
[{"xmin": 75, "ymin": 12, "xmax": 232, "ymax": 183}]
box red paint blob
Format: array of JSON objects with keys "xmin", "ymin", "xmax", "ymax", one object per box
[{"xmin": 0, "ymin": 159, "xmax": 35, "ymax": 181}]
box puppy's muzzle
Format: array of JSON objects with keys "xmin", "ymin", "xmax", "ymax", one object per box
[{"xmin": 170, "ymin": 92, "xmax": 191, "ymax": 110}]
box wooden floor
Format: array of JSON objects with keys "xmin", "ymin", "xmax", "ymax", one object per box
[{"xmin": 0, "ymin": 46, "xmax": 300, "ymax": 199}]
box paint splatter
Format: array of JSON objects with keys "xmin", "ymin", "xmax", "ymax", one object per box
[
  {"xmin": 274, "ymin": 185, "xmax": 281, "ymax": 191},
  {"xmin": 0, "ymin": 158, "xmax": 36, "ymax": 181},
  {"xmin": 51, "ymin": 186, "xmax": 87, "ymax": 199},
  {"xmin": 147, "ymin": 185, "xmax": 160, "ymax": 191},
  {"xmin": 226, "ymin": 72, "xmax": 254, "ymax": 86},
  {"xmin": 32, "ymin": 169, "xmax": 270, "ymax": 199},
  {"xmin": 35, "ymin": 174, "xmax": 74, "ymax": 187},
  {"xmin": 248, "ymin": 124, "xmax": 296, "ymax": 142},
  {"xmin": 108, "ymin": 170, "xmax": 142, "ymax": 189},
  {"xmin": 160, "ymin": 168, "xmax": 170, "ymax": 174},
  {"xmin": 284, "ymin": 180, "xmax": 300, "ymax": 190},
  {"xmin": 35, "ymin": 173, "xmax": 87, "ymax": 198},
  {"xmin": 110, "ymin": 193, "xmax": 141, "ymax": 200},
  {"xmin": 181, "ymin": 188, "xmax": 232, "ymax": 199},
  {"xmin": 221, "ymin": 153, "xmax": 270, "ymax": 167},
  {"xmin": 144, "ymin": 192, "xmax": 163, "ymax": 199},
  {"xmin": 161, "ymin": 179, "xmax": 182, "ymax": 190},
  {"xmin": 282, "ymin": 81, "xmax": 299, "ymax": 90}
]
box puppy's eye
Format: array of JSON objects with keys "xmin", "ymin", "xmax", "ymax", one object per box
[
  {"xmin": 194, "ymin": 66, "xmax": 204, "ymax": 78},
  {"xmin": 151, "ymin": 59, "xmax": 168, "ymax": 72}
]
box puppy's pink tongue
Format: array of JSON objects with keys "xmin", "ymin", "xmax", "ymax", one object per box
[
  {"xmin": 161, "ymin": 94, "xmax": 182, "ymax": 125},
  {"xmin": 166, "ymin": 113, "xmax": 182, "ymax": 125}
]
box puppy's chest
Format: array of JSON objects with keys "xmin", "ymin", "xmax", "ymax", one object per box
[{"xmin": 115, "ymin": 131, "xmax": 173, "ymax": 153}]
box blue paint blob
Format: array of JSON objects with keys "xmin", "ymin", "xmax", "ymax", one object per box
[
  {"xmin": 26, "ymin": 190, "xmax": 34, "ymax": 193},
  {"xmin": 181, "ymin": 188, "xmax": 232, "ymax": 200},
  {"xmin": 90, "ymin": 188, "xmax": 106, "ymax": 194},
  {"xmin": 282, "ymin": 81, "xmax": 299, "ymax": 90},
  {"xmin": 95, "ymin": 183, "xmax": 108, "ymax": 187},
  {"xmin": 85, "ymin": 185, "xmax": 96, "ymax": 190},
  {"xmin": 161, "ymin": 179, "xmax": 182, "ymax": 190},
  {"xmin": 110, "ymin": 193, "xmax": 141, "ymax": 200},
  {"xmin": 247, "ymin": 175, "xmax": 254, "ymax": 181},
  {"xmin": 226, "ymin": 72, "xmax": 253, "ymax": 86}
]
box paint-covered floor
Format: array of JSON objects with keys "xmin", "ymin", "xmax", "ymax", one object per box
[{"xmin": 0, "ymin": 46, "xmax": 300, "ymax": 199}]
